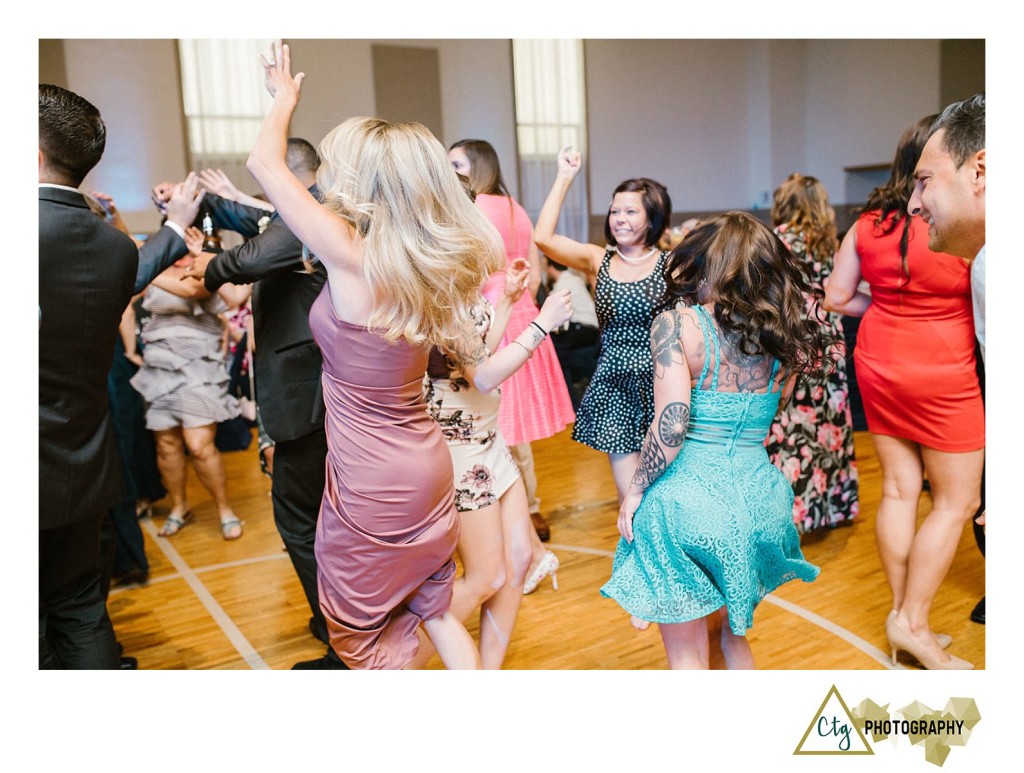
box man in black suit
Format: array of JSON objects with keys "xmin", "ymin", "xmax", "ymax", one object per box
[
  {"xmin": 39, "ymin": 84, "xmax": 202, "ymax": 668},
  {"xmin": 170, "ymin": 139, "xmax": 347, "ymax": 669}
]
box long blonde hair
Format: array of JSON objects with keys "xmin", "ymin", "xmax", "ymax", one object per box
[{"xmin": 316, "ymin": 117, "xmax": 504, "ymax": 347}]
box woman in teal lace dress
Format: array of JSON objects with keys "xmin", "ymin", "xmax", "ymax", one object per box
[{"xmin": 601, "ymin": 212, "xmax": 840, "ymax": 669}]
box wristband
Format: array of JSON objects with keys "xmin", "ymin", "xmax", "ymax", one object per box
[{"xmin": 529, "ymin": 320, "xmax": 548, "ymax": 337}]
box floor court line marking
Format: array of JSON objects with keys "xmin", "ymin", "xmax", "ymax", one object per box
[
  {"xmin": 547, "ymin": 541, "xmax": 902, "ymax": 670},
  {"xmin": 140, "ymin": 518, "xmax": 270, "ymax": 670},
  {"xmin": 127, "ymin": 528, "xmax": 899, "ymax": 670}
]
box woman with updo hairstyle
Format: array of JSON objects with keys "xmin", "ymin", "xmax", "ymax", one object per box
[
  {"xmin": 535, "ymin": 146, "xmax": 672, "ymax": 509},
  {"xmin": 765, "ymin": 173, "xmax": 859, "ymax": 535},
  {"xmin": 247, "ymin": 41, "xmax": 506, "ymax": 669},
  {"xmin": 601, "ymin": 211, "xmax": 836, "ymax": 669}
]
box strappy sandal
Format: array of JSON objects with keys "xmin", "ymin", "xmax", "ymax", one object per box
[
  {"xmin": 220, "ymin": 518, "xmax": 244, "ymax": 541},
  {"xmin": 158, "ymin": 510, "xmax": 194, "ymax": 537}
]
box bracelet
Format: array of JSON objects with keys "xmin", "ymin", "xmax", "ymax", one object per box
[
  {"xmin": 529, "ymin": 320, "xmax": 548, "ymax": 337},
  {"xmin": 511, "ymin": 340, "xmax": 533, "ymax": 358}
]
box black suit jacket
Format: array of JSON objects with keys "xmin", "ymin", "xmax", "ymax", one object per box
[
  {"xmin": 39, "ymin": 187, "xmax": 187, "ymax": 530},
  {"xmin": 202, "ymin": 189, "xmax": 327, "ymax": 443}
]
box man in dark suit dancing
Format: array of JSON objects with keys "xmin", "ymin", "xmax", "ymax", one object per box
[
  {"xmin": 167, "ymin": 138, "xmax": 348, "ymax": 669},
  {"xmin": 38, "ymin": 83, "xmax": 202, "ymax": 668}
]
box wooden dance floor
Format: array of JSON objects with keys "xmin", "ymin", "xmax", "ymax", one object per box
[{"xmin": 107, "ymin": 426, "xmax": 985, "ymax": 670}]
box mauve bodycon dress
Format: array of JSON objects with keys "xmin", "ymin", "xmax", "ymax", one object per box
[{"xmin": 309, "ymin": 284, "xmax": 459, "ymax": 669}]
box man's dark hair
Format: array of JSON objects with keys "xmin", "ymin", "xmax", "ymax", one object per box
[
  {"xmin": 932, "ymin": 92, "xmax": 985, "ymax": 169},
  {"xmin": 286, "ymin": 137, "xmax": 320, "ymax": 175},
  {"xmin": 38, "ymin": 83, "xmax": 106, "ymax": 186}
]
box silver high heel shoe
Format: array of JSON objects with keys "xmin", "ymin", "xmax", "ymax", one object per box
[{"xmin": 523, "ymin": 550, "xmax": 559, "ymax": 595}]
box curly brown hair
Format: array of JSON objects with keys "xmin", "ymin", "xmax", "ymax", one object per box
[{"xmin": 662, "ymin": 211, "xmax": 839, "ymax": 381}]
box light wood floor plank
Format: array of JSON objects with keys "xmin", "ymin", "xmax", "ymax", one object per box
[{"xmin": 108, "ymin": 427, "xmax": 985, "ymax": 670}]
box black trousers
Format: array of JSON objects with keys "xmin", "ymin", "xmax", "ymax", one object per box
[
  {"xmin": 39, "ymin": 512, "xmax": 120, "ymax": 669},
  {"xmin": 271, "ymin": 430, "xmax": 331, "ymax": 639}
]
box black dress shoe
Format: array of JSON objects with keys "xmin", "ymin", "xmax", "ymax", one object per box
[
  {"xmin": 970, "ymin": 597, "xmax": 985, "ymax": 625},
  {"xmin": 308, "ymin": 616, "xmax": 330, "ymax": 645},
  {"xmin": 291, "ymin": 653, "xmax": 350, "ymax": 670},
  {"xmin": 113, "ymin": 567, "xmax": 149, "ymax": 587},
  {"xmin": 120, "ymin": 656, "xmax": 139, "ymax": 669},
  {"xmin": 530, "ymin": 511, "xmax": 550, "ymax": 542}
]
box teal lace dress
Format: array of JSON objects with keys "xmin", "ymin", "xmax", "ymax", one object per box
[{"xmin": 601, "ymin": 305, "xmax": 819, "ymax": 635}]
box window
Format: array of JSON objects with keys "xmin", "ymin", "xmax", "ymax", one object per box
[
  {"xmin": 512, "ymin": 39, "xmax": 589, "ymax": 243},
  {"xmin": 178, "ymin": 39, "xmax": 271, "ymax": 188}
]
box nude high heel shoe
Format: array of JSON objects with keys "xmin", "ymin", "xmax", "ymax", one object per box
[
  {"xmin": 523, "ymin": 550, "xmax": 559, "ymax": 595},
  {"xmin": 887, "ymin": 610, "xmax": 952, "ymax": 649},
  {"xmin": 886, "ymin": 614, "xmax": 973, "ymax": 670}
]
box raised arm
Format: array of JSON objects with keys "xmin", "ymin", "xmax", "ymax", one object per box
[
  {"xmin": 199, "ymin": 168, "xmax": 276, "ymax": 212},
  {"xmin": 534, "ymin": 146, "xmax": 603, "ymax": 277},
  {"xmin": 450, "ymin": 288, "xmax": 573, "ymax": 395},
  {"xmin": 618, "ymin": 308, "xmax": 692, "ymax": 543},
  {"xmin": 485, "ymin": 258, "xmax": 530, "ymax": 351},
  {"xmin": 245, "ymin": 40, "xmax": 359, "ymax": 273},
  {"xmin": 823, "ymin": 227, "xmax": 871, "ymax": 317}
]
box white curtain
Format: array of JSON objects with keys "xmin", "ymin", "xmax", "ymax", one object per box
[
  {"xmin": 178, "ymin": 39, "xmax": 272, "ymax": 192},
  {"xmin": 513, "ymin": 40, "xmax": 589, "ymax": 244}
]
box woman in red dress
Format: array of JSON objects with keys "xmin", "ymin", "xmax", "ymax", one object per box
[{"xmin": 825, "ymin": 115, "xmax": 983, "ymax": 670}]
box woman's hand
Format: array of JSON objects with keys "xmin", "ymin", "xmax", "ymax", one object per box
[
  {"xmin": 184, "ymin": 226, "xmax": 204, "ymax": 258},
  {"xmin": 503, "ymin": 258, "xmax": 530, "ymax": 304},
  {"xmin": 535, "ymin": 288, "xmax": 573, "ymax": 333},
  {"xmin": 124, "ymin": 350, "xmax": 144, "ymax": 368},
  {"xmin": 557, "ymin": 145, "xmax": 582, "ymax": 180},
  {"xmin": 198, "ymin": 169, "xmax": 242, "ymax": 201},
  {"xmin": 617, "ymin": 487, "xmax": 643, "ymax": 543},
  {"xmin": 261, "ymin": 40, "xmax": 304, "ymax": 102}
]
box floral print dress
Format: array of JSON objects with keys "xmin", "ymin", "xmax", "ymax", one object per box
[
  {"xmin": 424, "ymin": 304, "xmax": 521, "ymax": 512},
  {"xmin": 765, "ymin": 225, "xmax": 859, "ymax": 534}
]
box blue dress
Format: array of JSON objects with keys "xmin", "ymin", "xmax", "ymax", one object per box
[{"xmin": 601, "ymin": 305, "xmax": 819, "ymax": 635}]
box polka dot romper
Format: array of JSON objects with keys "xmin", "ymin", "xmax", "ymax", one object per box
[{"xmin": 572, "ymin": 248, "xmax": 668, "ymax": 454}]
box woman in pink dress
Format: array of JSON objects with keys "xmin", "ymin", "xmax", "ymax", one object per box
[
  {"xmin": 449, "ymin": 140, "xmax": 573, "ymax": 591},
  {"xmin": 248, "ymin": 42, "xmax": 503, "ymax": 669}
]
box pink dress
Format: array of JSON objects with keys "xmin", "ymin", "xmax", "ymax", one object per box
[
  {"xmin": 309, "ymin": 285, "xmax": 459, "ymax": 669},
  {"xmin": 476, "ymin": 193, "xmax": 575, "ymax": 446}
]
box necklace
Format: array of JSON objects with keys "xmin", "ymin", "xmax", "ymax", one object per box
[{"xmin": 615, "ymin": 246, "xmax": 658, "ymax": 264}]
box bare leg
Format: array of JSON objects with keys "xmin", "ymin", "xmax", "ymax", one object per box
[
  {"xmin": 718, "ymin": 608, "xmax": 754, "ymax": 669},
  {"xmin": 422, "ymin": 612, "xmax": 481, "ymax": 670},
  {"xmin": 406, "ymin": 500, "xmax": 507, "ymax": 669},
  {"xmin": 658, "ymin": 617, "xmax": 710, "ymax": 669},
  {"xmin": 609, "ymin": 451, "xmax": 649, "ymax": 629},
  {"xmin": 871, "ymin": 435, "xmax": 924, "ymax": 611},
  {"xmin": 608, "ymin": 451, "xmax": 640, "ymax": 505},
  {"xmin": 154, "ymin": 427, "xmax": 190, "ymax": 531},
  {"xmin": 182, "ymin": 424, "xmax": 240, "ymax": 534},
  {"xmin": 893, "ymin": 446, "xmax": 983, "ymax": 665},
  {"xmin": 478, "ymin": 480, "xmax": 533, "ymax": 668}
]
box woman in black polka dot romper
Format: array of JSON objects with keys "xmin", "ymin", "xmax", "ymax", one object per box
[{"xmin": 535, "ymin": 146, "xmax": 672, "ymax": 502}]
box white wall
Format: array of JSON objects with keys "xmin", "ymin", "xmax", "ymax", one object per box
[
  {"xmin": 65, "ymin": 39, "xmax": 190, "ymax": 232},
  {"xmin": 51, "ymin": 38, "xmax": 952, "ymax": 233},
  {"xmin": 583, "ymin": 39, "xmax": 944, "ymax": 215}
]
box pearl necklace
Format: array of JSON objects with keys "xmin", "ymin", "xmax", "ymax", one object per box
[{"xmin": 614, "ymin": 246, "xmax": 658, "ymax": 264}]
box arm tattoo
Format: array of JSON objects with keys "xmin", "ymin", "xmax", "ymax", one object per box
[
  {"xmin": 524, "ymin": 324, "xmax": 546, "ymax": 349},
  {"xmin": 657, "ymin": 401, "xmax": 690, "ymax": 447},
  {"xmin": 651, "ymin": 309, "xmax": 685, "ymax": 379},
  {"xmin": 631, "ymin": 428, "xmax": 667, "ymax": 490},
  {"xmin": 450, "ymin": 327, "xmax": 488, "ymax": 371}
]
